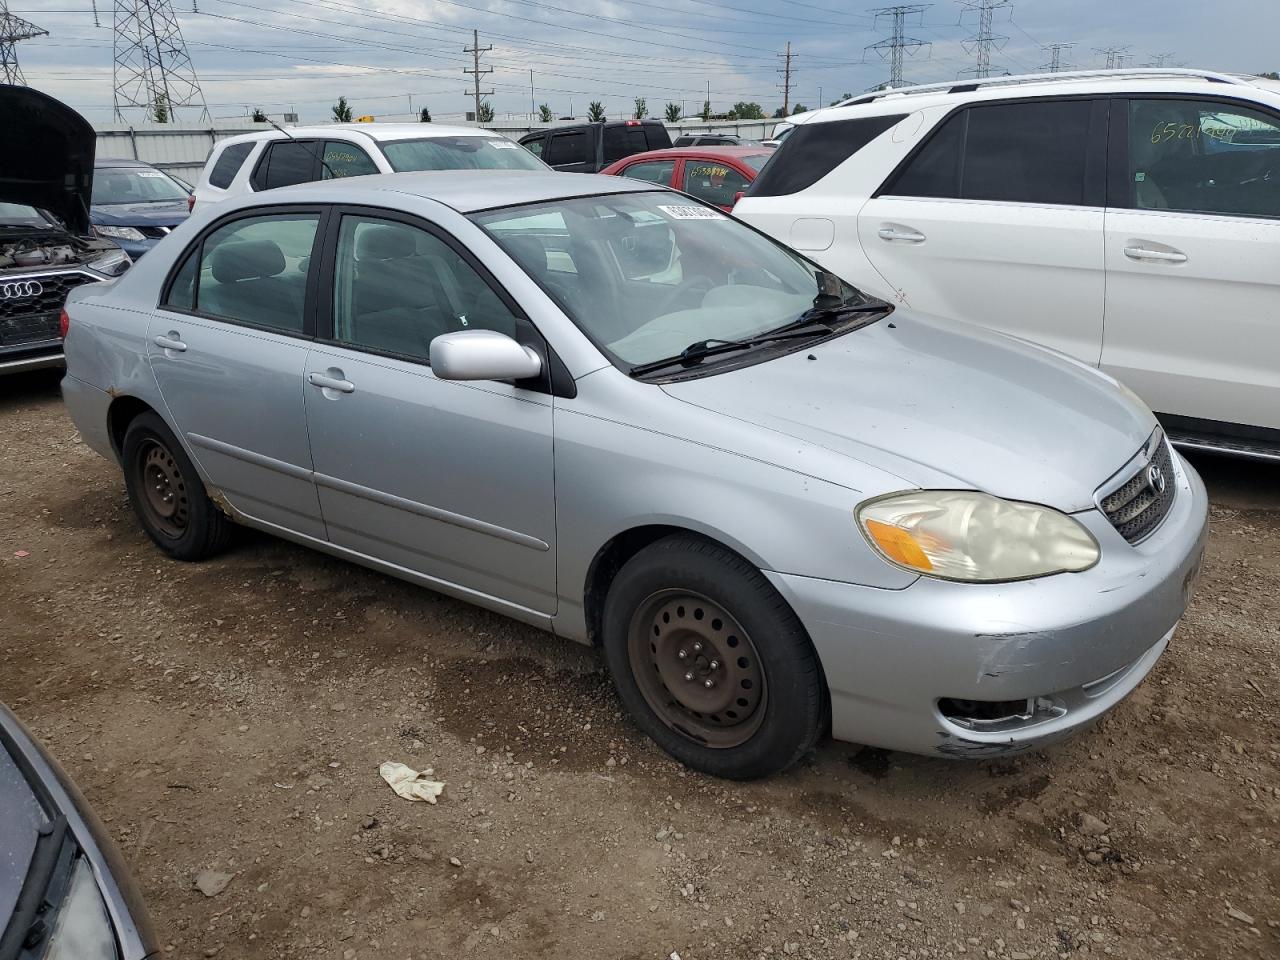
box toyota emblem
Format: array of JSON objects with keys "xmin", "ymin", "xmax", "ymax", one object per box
[
  {"xmin": 0, "ymin": 280, "xmax": 43, "ymax": 300},
  {"xmin": 1146, "ymin": 462, "xmax": 1167, "ymax": 496}
]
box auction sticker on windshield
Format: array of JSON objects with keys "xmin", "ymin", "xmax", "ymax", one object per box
[{"xmin": 657, "ymin": 204, "xmax": 725, "ymax": 220}]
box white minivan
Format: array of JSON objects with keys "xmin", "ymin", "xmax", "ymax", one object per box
[{"xmin": 736, "ymin": 68, "xmax": 1280, "ymax": 460}]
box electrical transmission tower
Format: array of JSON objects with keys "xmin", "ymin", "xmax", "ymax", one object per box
[
  {"xmin": 777, "ymin": 41, "xmax": 795, "ymax": 115},
  {"xmin": 865, "ymin": 5, "xmax": 931, "ymax": 87},
  {"xmin": 0, "ymin": 0, "xmax": 48, "ymax": 85},
  {"xmin": 1039, "ymin": 42, "xmax": 1073, "ymax": 74},
  {"xmin": 1146, "ymin": 51, "xmax": 1176, "ymax": 67},
  {"xmin": 463, "ymin": 29, "xmax": 494, "ymax": 123},
  {"xmin": 112, "ymin": 0, "xmax": 207, "ymax": 121},
  {"xmin": 1095, "ymin": 45, "xmax": 1131, "ymax": 70},
  {"xmin": 958, "ymin": 0, "xmax": 1011, "ymax": 79}
]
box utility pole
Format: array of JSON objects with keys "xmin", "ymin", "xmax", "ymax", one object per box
[
  {"xmin": 1095, "ymin": 45, "xmax": 1131, "ymax": 70},
  {"xmin": 112, "ymin": 0, "xmax": 208, "ymax": 121},
  {"xmin": 866, "ymin": 5, "xmax": 931, "ymax": 87},
  {"xmin": 958, "ymin": 0, "xmax": 1011, "ymax": 79},
  {"xmin": 777, "ymin": 41, "xmax": 795, "ymax": 115},
  {"xmin": 463, "ymin": 28, "xmax": 493, "ymax": 122},
  {"xmin": 0, "ymin": 0, "xmax": 47, "ymax": 85},
  {"xmin": 530, "ymin": 68, "xmax": 535, "ymax": 119},
  {"xmin": 1039, "ymin": 41, "xmax": 1073, "ymax": 73}
]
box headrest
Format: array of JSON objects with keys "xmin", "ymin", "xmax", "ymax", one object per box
[
  {"xmin": 356, "ymin": 224, "xmax": 416, "ymax": 261},
  {"xmin": 210, "ymin": 239, "xmax": 286, "ymax": 283}
]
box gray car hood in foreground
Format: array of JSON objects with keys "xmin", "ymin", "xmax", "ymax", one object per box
[{"xmin": 661, "ymin": 313, "xmax": 1156, "ymax": 513}]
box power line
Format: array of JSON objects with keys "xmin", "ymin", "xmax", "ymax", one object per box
[
  {"xmin": 112, "ymin": 0, "xmax": 207, "ymax": 121},
  {"xmin": 958, "ymin": 0, "xmax": 1011, "ymax": 79},
  {"xmin": 865, "ymin": 5, "xmax": 930, "ymax": 87},
  {"xmin": 1095, "ymin": 45, "xmax": 1131, "ymax": 70},
  {"xmin": 1146, "ymin": 51, "xmax": 1176, "ymax": 67},
  {"xmin": 0, "ymin": 0, "xmax": 47, "ymax": 84},
  {"xmin": 463, "ymin": 28, "xmax": 493, "ymax": 121},
  {"xmin": 1039, "ymin": 41, "xmax": 1073, "ymax": 73}
]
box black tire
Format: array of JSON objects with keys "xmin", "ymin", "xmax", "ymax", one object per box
[
  {"xmin": 121, "ymin": 411, "xmax": 232, "ymax": 561},
  {"xmin": 601, "ymin": 535, "xmax": 825, "ymax": 779}
]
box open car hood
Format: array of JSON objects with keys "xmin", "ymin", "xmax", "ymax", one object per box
[{"xmin": 0, "ymin": 85, "xmax": 95, "ymax": 235}]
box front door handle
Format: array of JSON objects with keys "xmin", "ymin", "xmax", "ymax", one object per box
[
  {"xmin": 308, "ymin": 370, "xmax": 355, "ymax": 394},
  {"xmin": 154, "ymin": 332, "xmax": 187, "ymax": 352},
  {"xmin": 878, "ymin": 226, "xmax": 926, "ymax": 243},
  {"xmin": 1124, "ymin": 245, "xmax": 1187, "ymax": 263}
]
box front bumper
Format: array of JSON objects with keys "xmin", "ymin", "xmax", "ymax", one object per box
[{"xmin": 767, "ymin": 450, "xmax": 1209, "ymax": 758}]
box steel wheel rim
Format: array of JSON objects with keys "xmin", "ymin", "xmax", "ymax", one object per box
[
  {"xmin": 137, "ymin": 439, "xmax": 188, "ymax": 539},
  {"xmin": 627, "ymin": 590, "xmax": 767, "ymax": 749}
]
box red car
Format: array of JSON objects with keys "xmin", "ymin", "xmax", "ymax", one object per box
[{"xmin": 599, "ymin": 146, "xmax": 773, "ymax": 211}]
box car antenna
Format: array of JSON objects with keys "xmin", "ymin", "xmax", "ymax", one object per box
[{"xmin": 267, "ymin": 119, "xmax": 338, "ymax": 180}]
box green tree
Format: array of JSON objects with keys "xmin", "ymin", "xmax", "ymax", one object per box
[
  {"xmin": 664, "ymin": 102, "xmax": 682, "ymax": 122},
  {"xmin": 830, "ymin": 92, "xmax": 852, "ymax": 106},
  {"xmin": 251, "ymin": 107, "xmax": 267, "ymax": 122},
  {"xmin": 538, "ymin": 103, "xmax": 553, "ymax": 122},
  {"xmin": 477, "ymin": 100, "xmax": 495, "ymax": 123},
  {"xmin": 772, "ymin": 106, "xmax": 786, "ymax": 118},
  {"xmin": 700, "ymin": 99, "xmax": 711, "ymax": 121},
  {"xmin": 588, "ymin": 100, "xmax": 606, "ymax": 122},
  {"xmin": 633, "ymin": 97, "xmax": 647, "ymax": 119},
  {"xmin": 1261, "ymin": 71, "xmax": 1280, "ymax": 80},
  {"xmin": 332, "ymin": 96, "xmax": 353, "ymax": 122},
  {"xmin": 419, "ymin": 106, "xmax": 432, "ymax": 122},
  {"xmin": 150, "ymin": 93, "xmax": 170, "ymax": 123},
  {"xmin": 731, "ymin": 101, "xmax": 766, "ymax": 120},
  {"xmin": 791, "ymin": 103, "xmax": 807, "ymax": 115}
]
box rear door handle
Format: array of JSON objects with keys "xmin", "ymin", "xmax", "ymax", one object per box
[
  {"xmin": 878, "ymin": 226, "xmax": 926, "ymax": 243},
  {"xmin": 1124, "ymin": 245, "xmax": 1187, "ymax": 263},
  {"xmin": 308, "ymin": 371, "xmax": 355, "ymax": 394},
  {"xmin": 154, "ymin": 332, "xmax": 187, "ymax": 352}
]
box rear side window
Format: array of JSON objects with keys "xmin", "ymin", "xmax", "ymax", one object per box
[
  {"xmin": 208, "ymin": 142, "xmax": 254, "ymax": 189},
  {"xmin": 748, "ymin": 114, "xmax": 905, "ymax": 197},
  {"xmin": 602, "ymin": 126, "xmax": 648, "ymax": 163},
  {"xmin": 547, "ymin": 131, "xmax": 590, "ymax": 166},
  {"xmin": 887, "ymin": 100, "xmax": 1093, "ymax": 205},
  {"xmin": 619, "ymin": 159, "xmax": 675, "ymax": 184},
  {"xmin": 256, "ymin": 141, "xmax": 319, "ymax": 190},
  {"xmin": 322, "ymin": 140, "xmax": 379, "ymax": 179}
]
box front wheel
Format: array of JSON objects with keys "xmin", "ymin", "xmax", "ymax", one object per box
[{"xmin": 601, "ymin": 535, "xmax": 825, "ymax": 779}]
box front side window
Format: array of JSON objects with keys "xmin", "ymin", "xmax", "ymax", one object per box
[
  {"xmin": 473, "ymin": 191, "xmax": 871, "ymax": 370},
  {"xmin": 888, "ymin": 99, "xmax": 1092, "ymax": 205},
  {"xmin": 546, "ymin": 131, "xmax": 590, "ymax": 166},
  {"xmin": 92, "ymin": 166, "xmax": 189, "ymax": 204},
  {"xmin": 379, "ymin": 136, "xmax": 545, "ymax": 172},
  {"xmin": 619, "ymin": 159, "xmax": 675, "ymax": 184},
  {"xmin": 322, "ymin": 141, "xmax": 379, "ymax": 179},
  {"xmin": 257, "ymin": 141, "xmax": 319, "ymax": 190},
  {"xmin": 208, "ymin": 141, "xmax": 254, "ymax": 189},
  {"xmin": 1126, "ymin": 98, "xmax": 1280, "ymax": 217},
  {"xmin": 174, "ymin": 214, "xmax": 319, "ymax": 332},
  {"xmin": 331, "ymin": 216, "xmax": 520, "ymax": 362},
  {"xmin": 681, "ymin": 161, "xmax": 751, "ymax": 207}
]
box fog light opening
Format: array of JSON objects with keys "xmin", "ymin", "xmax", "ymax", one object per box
[{"xmin": 939, "ymin": 695, "xmax": 1065, "ymax": 731}]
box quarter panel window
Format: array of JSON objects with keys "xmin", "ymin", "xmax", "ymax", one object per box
[
  {"xmin": 1126, "ymin": 98, "xmax": 1280, "ymax": 217},
  {"xmin": 681, "ymin": 161, "xmax": 750, "ymax": 207},
  {"xmin": 331, "ymin": 216, "xmax": 520, "ymax": 363},
  {"xmin": 208, "ymin": 142, "xmax": 253, "ymax": 189},
  {"xmin": 749, "ymin": 114, "xmax": 905, "ymax": 197},
  {"xmin": 546, "ymin": 131, "xmax": 590, "ymax": 166},
  {"xmin": 322, "ymin": 141, "xmax": 379, "ymax": 179},
  {"xmin": 619, "ymin": 159, "xmax": 675, "ymax": 184},
  {"xmin": 186, "ymin": 214, "xmax": 319, "ymax": 332}
]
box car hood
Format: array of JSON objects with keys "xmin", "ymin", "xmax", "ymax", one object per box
[
  {"xmin": 660, "ymin": 312, "xmax": 1157, "ymax": 512},
  {"xmin": 0, "ymin": 85, "xmax": 95, "ymax": 235},
  {"xmin": 91, "ymin": 200, "xmax": 190, "ymax": 227}
]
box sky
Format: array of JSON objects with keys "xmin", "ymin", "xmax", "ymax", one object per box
[{"xmin": 7, "ymin": 0, "xmax": 1280, "ymax": 125}]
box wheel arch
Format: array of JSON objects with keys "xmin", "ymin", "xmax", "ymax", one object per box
[{"xmin": 106, "ymin": 394, "xmax": 159, "ymax": 458}]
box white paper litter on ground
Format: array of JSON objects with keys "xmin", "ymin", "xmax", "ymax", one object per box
[{"xmin": 379, "ymin": 761, "xmax": 445, "ymax": 803}]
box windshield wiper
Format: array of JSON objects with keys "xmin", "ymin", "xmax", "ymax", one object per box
[
  {"xmin": 0, "ymin": 817, "xmax": 69, "ymax": 960},
  {"xmin": 629, "ymin": 320, "xmax": 835, "ymax": 377}
]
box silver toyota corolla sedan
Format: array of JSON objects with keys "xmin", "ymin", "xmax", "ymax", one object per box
[{"xmin": 61, "ymin": 171, "xmax": 1208, "ymax": 779}]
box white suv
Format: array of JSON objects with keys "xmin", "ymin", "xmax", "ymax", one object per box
[
  {"xmin": 737, "ymin": 68, "xmax": 1280, "ymax": 460},
  {"xmin": 193, "ymin": 123, "xmax": 546, "ymax": 209}
]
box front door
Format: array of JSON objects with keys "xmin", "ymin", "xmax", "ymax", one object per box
[
  {"xmin": 1102, "ymin": 96, "xmax": 1280, "ymax": 434},
  {"xmin": 148, "ymin": 209, "xmax": 326, "ymax": 538},
  {"xmin": 303, "ymin": 211, "xmax": 558, "ymax": 616},
  {"xmin": 859, "ymin": 97, "xmax": 1109, "ymax": 363}
]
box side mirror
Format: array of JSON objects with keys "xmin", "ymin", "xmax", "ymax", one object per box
[{"xmin": 429, "ymin": 330, "xmax": 543, "ymax": 382}]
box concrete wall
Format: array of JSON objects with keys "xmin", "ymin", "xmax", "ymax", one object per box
[{"xmin": 92, "ymin": 118, "xmax": 784, "ymax": 183}]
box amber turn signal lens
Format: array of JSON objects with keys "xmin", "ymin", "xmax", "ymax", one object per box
[{"xmin": 863, "ymin": 519, "xmax": 933, "ymax": 572}]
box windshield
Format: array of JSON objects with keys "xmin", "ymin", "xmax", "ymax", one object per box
[
  {"xmin": 0, "ymin": 202, "xmax": 53, "ymax": 227},
  {"xmin": 91, "ymin": 166, "xmax": 189, "ymax": 204},
  {"xmin": 471, "ymin": 191, "xmax": 870, "ymax": 370},
  {"xmin": 380, "ymin": 136, "xmax": 546, "ymax": 173}
]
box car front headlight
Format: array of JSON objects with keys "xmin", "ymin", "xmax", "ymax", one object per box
[
  {"xmin": 88, "ymin": 248, "xmax": 133, "ymax": 277},
  {"xmin": 857, "ymin": 490, "xmax": 1099, "ymax": 582},
  {"xmin": 42, "ymin": 857, "xmax": 119, "ymax": 960},
  {"xmin": 93, "ymin": 225, "xmax": 146, "ymax": 242}
]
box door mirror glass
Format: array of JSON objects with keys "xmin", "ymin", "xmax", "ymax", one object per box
[{"xmin": 429, "ymin": 329, "xmax": 542, "ymax": 381}]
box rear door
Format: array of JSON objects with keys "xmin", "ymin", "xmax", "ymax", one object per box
[
  {"xmin": 679, "ymin": 157, "xmax": 752, "ymax": 211},
  {"xmin": 1102, "ymin": 95, "xmax": 1280, "ymax": 435},
  {"xmin": 859, "ymin": 97, "xmax": 1109, "ymax": 363}
]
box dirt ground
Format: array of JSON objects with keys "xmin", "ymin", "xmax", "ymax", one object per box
[{"xmin": 1, "ymin": 368, "xmax": 1276, "ymax": 960}]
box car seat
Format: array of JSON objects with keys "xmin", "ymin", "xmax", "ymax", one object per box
[{"xmin": 202, "ymin": 239, "xmax": 304, "ymax": 330}]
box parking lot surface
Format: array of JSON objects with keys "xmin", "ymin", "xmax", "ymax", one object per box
[{"xmin": 1, "ymin": 369, "xmax": 1276, "ymax": 960}]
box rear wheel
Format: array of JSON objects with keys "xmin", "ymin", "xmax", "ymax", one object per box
[
  {"xmin": 121, "ymin": 411, "xmax": 232, "ymax": 560},
  {"xmin": 602, "ymin": 535, "xmax": 825, "ymax": 779}
]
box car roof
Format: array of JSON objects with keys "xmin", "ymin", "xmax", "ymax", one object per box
[
  {"xmin": 617, "ymin": 146, "xmax": 772, "ymax": 162},
  {"xmin": 263, "ymin": 169, "xmax": 655, "ymax": 213},
  {"xmin": 789, "ymin": 67, "xmax": 1278, "ymax": 126},
  {"xmin": 213, "ymin": 123, "xmax": 507, "ymax": 149},
  {"xmin": 94, "ymin": 157, "xmax": 157, "ymax": 168}
]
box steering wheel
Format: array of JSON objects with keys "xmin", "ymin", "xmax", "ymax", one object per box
[{"xmin": 653, "ymin": 275, "xmax": 715, "ymax": 316}]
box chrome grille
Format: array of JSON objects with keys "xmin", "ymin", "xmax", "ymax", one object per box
[
  {"xmin": 0, "ymin": 271, "xmax": 98, "ymax": 347},
  {"xmin": 1100, "ymin": 434, "xmax": 1176, "ymax": 544}
]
